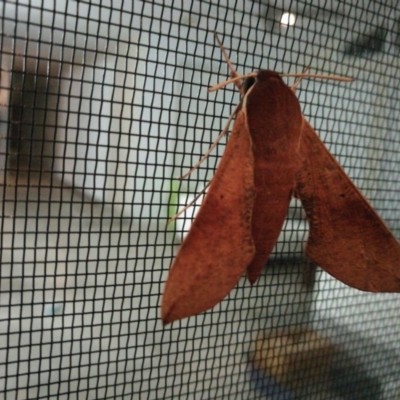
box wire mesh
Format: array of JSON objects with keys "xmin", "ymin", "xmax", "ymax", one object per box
[{"xmin": 1, "ymin": 1, "xmax": 400, "ymax": 399}]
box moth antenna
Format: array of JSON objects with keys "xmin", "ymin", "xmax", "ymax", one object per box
[
  {"xmin": 209, "ymin": 72, "xmax": 257, "ymax": 92},
  {"xmin": 291, "ymin": 65, "xmax": 311, "ymax": 93},
  {"xmin": 166, "ymin": 181, "xmax": 211, "ymax": 226},
  {"xmin": 214, "ymin": 33, "xmax": 239, "ymax": 79},
  {"xmin": 282, "ymin": 72, "xmax": 353, "ymax": 82},
  {"xmin": 214, "ymin": 32, "xmax": 244, "ymax": 94},
  {"xmin": 210, "ymin": 72, "xmax": 352, "ymax": 93},
  {"xmin": 179, "ymin": 103, "xmax": 241, "ymax": 180}
]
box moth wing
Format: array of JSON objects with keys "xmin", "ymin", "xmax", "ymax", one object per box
[
  {"xmin": 296, "ymin": 119, "xmax": 400, "ymax": 292},
  {"xmin": 162, "ymin": 111, "xmax": 255, "ymax": 324}
]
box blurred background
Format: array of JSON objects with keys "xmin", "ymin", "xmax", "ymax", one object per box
[{"xmin": 1, "ymin": 1, "xmax": 400, "ymax": 399}]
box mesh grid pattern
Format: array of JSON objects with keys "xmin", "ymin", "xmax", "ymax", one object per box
[{"xmin": 1, "ymin": 1, "xmax": 400, "ymax": 399}]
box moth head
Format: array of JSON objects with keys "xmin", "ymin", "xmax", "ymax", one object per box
[{"xmin": 243, "ymin": 76, "xmax": 256, "ymax": 94}]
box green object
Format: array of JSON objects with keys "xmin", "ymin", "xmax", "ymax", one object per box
[{"xmin": 167, "ymin": 180, "xmax": 180, "ymax": 231}]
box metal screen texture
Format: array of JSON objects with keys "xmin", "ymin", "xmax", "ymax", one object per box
[{"xmin": 1, "ymin": 1, "xmax": 400, "ymax": 399}]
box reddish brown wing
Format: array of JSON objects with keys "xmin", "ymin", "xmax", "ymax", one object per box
[
  {"xmin": 162, "ymin": 111, "xmax": 255, "ymax": 324},
  {"xmin": 245, "ymin": 71, "xmax": 304, "ymax": 283},
  {"xmin": 296, "ymin": 119, "xmax": 400, "ymax": 291}
]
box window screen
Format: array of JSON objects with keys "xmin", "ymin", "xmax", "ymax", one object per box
[{"xmin": 1, "ymin": 1, "xmax": 400, "ymax": 399}]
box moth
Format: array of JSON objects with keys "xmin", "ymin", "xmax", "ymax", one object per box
[{"xmin": 162, "ymin": 49, "xmax": 400, "ymax": 325}]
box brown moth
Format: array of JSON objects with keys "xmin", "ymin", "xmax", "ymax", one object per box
[{"xmin": 162, "ymin": 57, "xmax": 400, "ymax": 325}]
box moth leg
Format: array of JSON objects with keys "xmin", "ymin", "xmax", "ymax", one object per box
[
  {"xmin": 167, "ymin": 180, "xmax": 211, "ymax": 226},
  {"xmin": 180, "ymin": 103, "xmax": 241, "ymax": 179}
]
